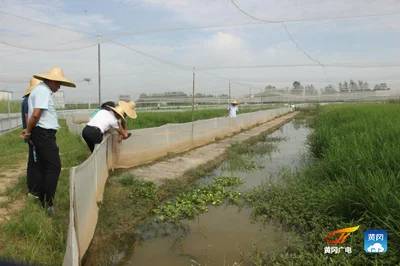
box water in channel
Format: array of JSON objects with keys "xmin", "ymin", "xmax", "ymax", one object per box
[{"xmin": 123, "ymin": 121, "xmax": 311, "ymax": 266}]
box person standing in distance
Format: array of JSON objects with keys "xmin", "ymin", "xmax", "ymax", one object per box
[
  {"xmin": 20, "ymin": 77, "xmax": 41, "ymax": 198},
  {"xmin": 22, "ymin": 67, "xmax": 76, "ymax": 215},
  {"xmin": 227, "ymin": 99, "xmax": 239, "ymax": 118}
]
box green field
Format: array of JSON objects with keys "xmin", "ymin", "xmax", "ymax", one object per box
[
  {"xmin": 127, "ymin": 105, "xmax": 276, "ymax": 129},
  {"xmin": 0, "ymin": 100, "xmax": 20, "ymax": 113},
  {"xmin": 246, "ymin": 103, "xmax": 400, "ymax": 264}
]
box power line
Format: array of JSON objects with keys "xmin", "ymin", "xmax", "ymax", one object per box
[
  {"xmin": 0, "ymin": 10, "xmax": 96, "ymax": 37},
  {"xmin": 280, "ymin": 22, "xmax": 324, "ymax": 67},
  {"xmin": 230, "ymin": 0, "xmax": 400, "ymax": 23},
  {"xmin": 230, "ymin": 0, "xmax": 324, "ymax": 67},
  {"xmin": 198, "ymin": 63, "xmax": 400, "ymax": 70},
  {"xmin": 107, "ymin": 21, "xmax": 267, "ymax": 38},
  {"xmin": 0, "ymin": 41, "xmax": 97, "ymax": 52},
  {"xmin": 108, "ymin": 39, "xmax": 193, "ymax": 71},
  {"xmin": 230, "ymin": 0, "xmax": 277, "ymax": 23},
  {"xmin": 197, "ymin": 70, "xmax": 265, "ymax": 89}
]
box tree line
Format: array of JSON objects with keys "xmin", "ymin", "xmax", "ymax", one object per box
[{"xmin": 263, "ymin": 80, "xmax": 390, "ymax": 95}]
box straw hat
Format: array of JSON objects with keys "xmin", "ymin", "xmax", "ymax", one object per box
[
  {"xmin": 110, "ymin": 100, "xmax": 137, "ymax": 120},
  {"xmin": 23, "ymin": 77, "xmax": 41, "ymax": 96},
  {"xmin": 33, "ymin": 66, "xmax": 76, "ymax": 87},
  {"xmin": 231, "ymin": 99, "xmax": 239, "ymax": 105}
]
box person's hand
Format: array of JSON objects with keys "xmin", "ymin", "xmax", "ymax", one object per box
[
  {"xmin": 24, "ymin": 131, "xmax": 31, "ymax": 141},
  {"xmin": 123, "ymin": 133, "xmax": 132, "ymax": 140},
  {"xmin": 121, "ymin": 132, "xmax": 131, "ymax": 140},
  {"xmin": 19, "ymin": 129, "xmax": 26, "ymax": 139},
  {"xmin": 20, "ymin": 130, "xmax": 31, "ymax": 141}
]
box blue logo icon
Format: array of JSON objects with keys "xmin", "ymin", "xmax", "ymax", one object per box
[{"xmin": 364, "ymin": 229, "xmax": 387, "ymax": 253}]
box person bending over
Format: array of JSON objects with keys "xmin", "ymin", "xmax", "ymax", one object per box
[{"xmin": 82, "ymin": 100, "xmax": 137, "ymax": 152}]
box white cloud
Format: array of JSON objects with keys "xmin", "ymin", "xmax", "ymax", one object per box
[{"xmin": 1, "ymin": 0, "xmax": 400, "ymax": 101}]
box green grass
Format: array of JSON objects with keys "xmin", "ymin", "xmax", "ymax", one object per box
[
  {"xmin": 0, "ymin": 100, "xmax": 20, "ymax": 113},
  {"xmin": 245, "ymin": 103, "xmax": 400, "ymax": 264},
  {"xmin": 0, "ymin": 128, "xmax": 27, "ymax": 168},
  {"xmin": 126, "ymin": 105, "xmax": 276, "ymax": 129},
  {"xmin": 0, "ymin": 120, "xmax": 89, "ymax": 266}
]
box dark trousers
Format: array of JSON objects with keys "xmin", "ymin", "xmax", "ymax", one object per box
[
  {"xmin": 26, "ymin": 142, "xmax": 42, "ymax": 196},
  {"xmin": 82, "ymin": 125, "xmax": 103, "ymax": 152},
  {"xmin": 30, "ymin": 127, "xmax": 61, "ymax": 207}
]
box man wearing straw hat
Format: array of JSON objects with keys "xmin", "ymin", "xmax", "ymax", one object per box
[
  {"xmin": 20, "ymin": 77, "xmax": 41, "ymax": 198},
  {"xmin": 22, "ymin": 67, "xmax": 75, "ymax": 215}
]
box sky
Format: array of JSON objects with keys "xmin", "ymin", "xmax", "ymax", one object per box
[{"xmin": 0, "ymin": 0, "xmax": 400, "ymax": 103}]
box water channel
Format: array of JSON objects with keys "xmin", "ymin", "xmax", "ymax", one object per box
[{"xmin": 122, "ymin": 120, "xmax": 311, "ymax": 265}]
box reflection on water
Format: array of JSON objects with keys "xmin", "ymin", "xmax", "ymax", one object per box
[
  {"xmin": 129, "ymin": 206, "xmax": 298, "ymax": 266},
  {"xmin": 124, "ymin": 121, "xmax": 310, "ymax": 266}
]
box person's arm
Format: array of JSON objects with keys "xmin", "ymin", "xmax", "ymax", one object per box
[
  {"xmin": 23, "ymin": 108, "xmax": 42, "ymax": 140},
  {"xmin": 24, "ymin": 113, "xmax": 29, "ymax": 128},
  {"xmin": 120, "ymin": 118, "xmax": 127, "ymax": 130},
  {"xmin": 116, "ymin": 121, "xmax": 129, "ymax": 139}
]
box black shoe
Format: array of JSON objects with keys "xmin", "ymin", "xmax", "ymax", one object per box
[{"xmin": 47, "ymin": 206, "xmax": 55, "ymax": 216}]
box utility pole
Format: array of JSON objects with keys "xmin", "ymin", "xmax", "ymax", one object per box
[
  {"xmin": 249, "ymin": 87, "xmax": 252, "ymax": 104},
  {"xmin": 228, "ymin": 80, "xmax": 231, "ymax": 103},
  {"xmin": 190, "ymin": 67, "xmax": 196, "ymax": 143},
  {"xmin": 7, "ymin": 91, "xmax": 11, "ymax": 128},
  {"xmin": 97, "ymin": 35, "xmax": 102, "ymax": 106},
  {"xmin": 192, "ymin": 67, "xmax": 195, "ymax": 117},
  {"xmin": 83, "ymin": 78, "xmax": 91, "ymax": 109}
]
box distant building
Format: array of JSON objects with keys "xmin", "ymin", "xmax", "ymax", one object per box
[
  {"xmin": 53, "ymin": 90, "xmax": 65, "ymax": 109},
  {"xmin": 136, "ymin": 91, "xmax": 229, "ymax": 107},
  {"xmin": 119, "ymin": 94, "xmax": 131, "ymax": 101}
]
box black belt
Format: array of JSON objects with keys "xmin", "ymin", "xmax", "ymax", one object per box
[{"xmin": 34, "ymin": 126, "xmax": 57, "ymax": 134}]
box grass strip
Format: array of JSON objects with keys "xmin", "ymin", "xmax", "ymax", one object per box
[
  {"xmin": 126, "ymin": 105, "xmax": 277, "ymax": 129},
  {"xmin": 0, "ymin": 120, "xmax": 89, "ymax": 266},
  {"xmin": 0, "ymin": 100, "xmax": 21, "ymax": 114}
]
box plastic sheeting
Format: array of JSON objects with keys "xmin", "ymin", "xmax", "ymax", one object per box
[
  {"xmin": 63, "ymin": 134, "xmax": 115, "ymax": 265},
  {"xmin": 63, "ymin": 107, "xmax": 291, "ymax": 266},
  {"xmin": 114, "ymin": 108, "xmax": 290, "ymax": 168}
]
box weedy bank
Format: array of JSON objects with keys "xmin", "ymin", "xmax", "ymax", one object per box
[
  {"xmin": 0, "ymin": 120, "xmax": 89, "ymax": 265},
  {"xmin": 245, "ymin": 103, "xmax": 400, "ymax": 264}
]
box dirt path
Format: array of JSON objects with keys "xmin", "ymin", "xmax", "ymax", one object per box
[
  {"xmin": 129, "ymin": 112, "xmax": 298, "ymax": 184},
  {"xmin": 0, "ymin": 163, "xmax": 26, "ymax": 223}
]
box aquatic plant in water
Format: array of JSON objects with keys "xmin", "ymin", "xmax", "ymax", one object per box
[{"xmin": 153, "ymin": 176, "xmax": 243, "ymax": 222}]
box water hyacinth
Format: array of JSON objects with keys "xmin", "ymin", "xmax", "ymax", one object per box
[{"xmin": 154, "ymin": 176, "xmax": 242, "ymax": 222}]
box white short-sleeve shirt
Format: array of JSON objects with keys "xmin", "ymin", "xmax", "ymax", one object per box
[
  {"xmin": 228, "ymin": 104, "xmax": 239, "ymax": 118},
  {"xmin": 28, "ymin": 82, "xmax": 59, "ymax": 129},
  {"xmin": 87, "ymin": 109, "xmax": 119, "ymax": 133}
]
